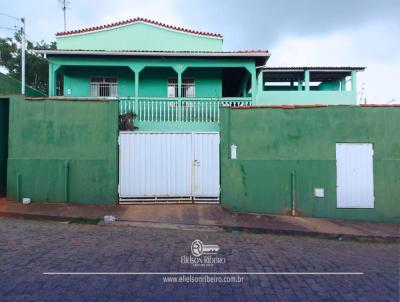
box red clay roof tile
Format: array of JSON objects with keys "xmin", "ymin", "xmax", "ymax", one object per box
[{"xmin": 56, "ymin": 17, "xmax": 224, "ymax": 38}]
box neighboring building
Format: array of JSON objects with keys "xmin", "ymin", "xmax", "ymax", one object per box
[
  {"xmin": 0, "ymin": 73, "xmax": 45, "ymax": 197},
  {"xmin": 7, "ymin": 17, "xmax": 395, "ymax": 225},
  {"xmin": 0, "ymin": 72, "xmax": 45, "ymax": 97}
]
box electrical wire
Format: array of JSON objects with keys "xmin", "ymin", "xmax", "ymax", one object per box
[
  {"xmin": 0, "ymin": 12, "xmax": 20, "ymax": 21},
  {"xmin": 0, "ymin": 26, "xmax": 18, "ymax": 32}
]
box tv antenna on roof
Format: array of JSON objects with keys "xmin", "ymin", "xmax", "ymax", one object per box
[{"xmin": 58, "ymin": 0, "xmax": 71, "ymax": 31}]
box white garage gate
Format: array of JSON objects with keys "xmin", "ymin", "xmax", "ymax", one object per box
[{"xmin": 118, "ymin": 132, "xmax": 220, "ymax": 203}]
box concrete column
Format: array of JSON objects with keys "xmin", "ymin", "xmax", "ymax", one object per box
[
  {"xmin": 341, "ymin": 77, "xmax": 346, "ymax": 91},
  {"xmin": 239, "ymin": 72, "xmax": 250, "ymax": 97},
  {"xmin": 128, "ymin": 65, "xmax": 143, "ymax": 114},
  {"xmin": 251, "ymin": 70, "xmax": 257, "ymax": 101},
  {"xmin": 177, "ymin": 71, "xmax": 182, "ymax": 98},
  {"xmin": 351, "ymin": 71, "xmax": 357, "ymax": 92},
  {"xmin": 134, "ymin": 69, "xmax": 141, "ymax": 114},
  {"xmin": 135, "ymin": 70, "xmax": 140, "ymax": 98},
  {"xmin": 297, "ymin": 79, "xmax": 303, "ymax": 91},
  {"xmin": 48, "ymin": 64, "xmax": 53, "ymax": 96},
  {"xmin": 257, "ymin": 71, "xmax": 263, "ymax": 96},
  {"xmin": 177, "ymin": 71, "xmax": 182, "ymax": 121},
  {"xmin": 304, "ymin": 70, "xmax": 310, "ymax": 91},
  {"xmin": 48, "ymin": 64, "xmax": 60, "ymax": 97}
]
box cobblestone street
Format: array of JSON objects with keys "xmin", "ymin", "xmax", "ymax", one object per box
[{"xmin": 0, "ymin": 217, "xmax": 398, "ymax": 301}]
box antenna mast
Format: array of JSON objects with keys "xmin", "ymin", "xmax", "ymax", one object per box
[{"xmin": 58, "ymin": 0, "xmax": 70, "ymax": 31}]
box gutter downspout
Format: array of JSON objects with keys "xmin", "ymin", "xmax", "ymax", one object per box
[
  {"xmin": 16, "ymin": 173, "xmax": 20, "ymax": 202},
  {"xmin": 291, "ymin": 170, "xmax": 296, "ymax": 216},
  {"xmin": 64, "ymin": 161, "xmax": 69, "ymax": 202}
]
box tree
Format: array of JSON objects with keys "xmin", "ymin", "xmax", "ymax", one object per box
[{"xmin": 0, "ymin": 31, "xmax": 56, "ymax": 93}]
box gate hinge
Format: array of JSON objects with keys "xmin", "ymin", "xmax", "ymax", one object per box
[
  {"xmin": 118, "ymin": 184, "xmax": 120, "ymax": 194},
  {"xmin": 118, "ymin": 136, "xmax": 120, "ymax": 145}
]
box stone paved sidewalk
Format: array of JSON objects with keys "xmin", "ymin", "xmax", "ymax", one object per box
[{"xmin": 0, "ymin": 198, "xmax": 398, "ymax": 240}]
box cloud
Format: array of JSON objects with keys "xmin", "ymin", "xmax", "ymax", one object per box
[
  {"xmin": 67, "ymin": 0, "xmax": 185, "ymax": 29},
  {"xmin": 0, "ymin": 0, "xmax": 399, "ymax": 102},
  {"xmin": 269, "ymin": 22, "xmax": 400, "ymax": 103},
  {"xmin": 178, "ymin": 0, "xmax": 400, "ymax": 50}
]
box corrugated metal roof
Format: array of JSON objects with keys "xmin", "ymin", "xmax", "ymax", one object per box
[
  {"xmin": 264, "ymin": 66, "xmax": 365, "ymax": 72},
  {"xmin": 56, "ymin": 17, "xmax": 223, "ymax": 38}
]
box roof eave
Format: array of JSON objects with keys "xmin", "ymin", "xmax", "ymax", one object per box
[
  {"xmin": 35, "ymin": 49, "xmax": 270, "ymax": 58},
  {"xmin": 263, "ymin": 67, "xmax": 366, "ymax": 72}
]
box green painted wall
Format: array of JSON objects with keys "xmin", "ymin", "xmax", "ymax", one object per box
[
  {"xmin": 184, "ymin": 68, "xmax": 222, "ymax": 98},
  {"xmin": 62, "ymin": 66, "xmax": 222, "ymax": 98},
  {"xmin": 256, "ymin": 91, "xmax": 357, "ymax": 105},
  {"xmin": 138, "ymin": 67, "xmax": 175, "ymax": 97},
  {"xmin": 0, "ymin": 98, "xmax": 9, "ymax": 196},
  {"xmin": 48, "ymin": 56, "xmax": 256, "ymax": 98},
  {"xmin": 57, "ymin": 61, "xmax": 222, "ymax": 97},
  {"xmin": 220, "ymin": 106, "xmax": 400, "ymax": 223},
  {"xmin": 56, "ymin": 22, "xmax": 223, "ymax": 51},
  {"xmin": 63, "ymin": 66, "xmax": 135, "ymax": 97},
  {"xmin": 0, "ymin": 72, "xmax": 46, "ymax": 97},
  {"xmin": 7, "ymin": 96, "xmax": 119, "ymax": 204}
]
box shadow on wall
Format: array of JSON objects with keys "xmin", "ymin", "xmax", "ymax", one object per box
[{"xmin": 0, "ymin": 98, "xmax": 9, "ymax": 197}]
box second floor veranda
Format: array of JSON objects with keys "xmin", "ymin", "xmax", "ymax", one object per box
[
  {"xmin": 257, "ymin": 67, "xmax": 366, "ymax": 105},
  {"xmin": 43, "ymin": 51, "xmax": 267, "ymax": 130}
]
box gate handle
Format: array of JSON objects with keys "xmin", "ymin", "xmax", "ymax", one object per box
[{"xmin": 194, "ymin": 160, "xmax": 200, "ymax": 167}]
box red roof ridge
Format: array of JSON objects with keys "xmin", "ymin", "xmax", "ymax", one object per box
[{"xmin": 56, "ymin": 17, "xmax": 223, "ymax": 38}]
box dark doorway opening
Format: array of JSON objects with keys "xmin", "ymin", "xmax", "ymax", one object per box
[{"xmin": 0, "ymin": 98, "xmax": 9, "ymax": 197}]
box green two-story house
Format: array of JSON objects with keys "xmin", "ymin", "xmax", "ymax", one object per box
[
  {"xmin": 35, "ymin": 18, "xmax": 365, "ymax": 202},
  {"xmin": 38, "ymin": 18, "xmax": 364, "ymax": 131}
]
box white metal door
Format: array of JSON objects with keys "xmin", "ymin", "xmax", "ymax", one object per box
[
  {"xmin": 119, "ymin": 132, "xmax": 192, "ymax": 199},
  {"xmin": 119, "ymin": 132, "xmax": 220, "ymax": 201},
  {"xmin": 336, "ymin": 143, "xmax": 374, "ymax": 208},
  {"xmin": 192, "ymin": 133, "xmax": 220, "ymax": 198}
]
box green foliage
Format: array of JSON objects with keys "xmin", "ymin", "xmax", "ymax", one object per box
[{"xmin": 0, "ymin": 31, "xmax": 56, "ymax": 93}]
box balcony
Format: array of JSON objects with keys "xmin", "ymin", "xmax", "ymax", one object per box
[
  {"xmin": 119, "ymin": 97, "xmax": 252, "ymax": 131},
  {"xmin": 257, "ymin": 67, "xmax": 364, "ymax": 105}
]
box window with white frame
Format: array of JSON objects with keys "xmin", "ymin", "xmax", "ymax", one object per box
[
  {"xmin": 167, "ymin": 78, "xmax": 195, "ymax": 97},
  {"xmin": 90, "ymin": 77, "xmax": 118, "ymax": 97}
]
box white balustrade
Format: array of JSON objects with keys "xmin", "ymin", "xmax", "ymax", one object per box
[{"xmin": 119, "ymin": 98, "xmax": 252, "ymax": 123}]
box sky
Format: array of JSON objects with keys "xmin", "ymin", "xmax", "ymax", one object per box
[{"xmin": 0, "ymin": 0, "xmax": 399, "ymax": 103}]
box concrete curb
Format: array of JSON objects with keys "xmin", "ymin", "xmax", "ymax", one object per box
[
  {"xmin": 0, "ymin": 211, "xmax": 398, "ymax": 242},
  {"xmin": 109, "ymin": 219, "xmax": 399, "ymax": 243}
]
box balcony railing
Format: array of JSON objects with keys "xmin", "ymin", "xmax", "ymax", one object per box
[{"xmin": 119, "ymin": 97, "xmax": 252, "ymax": 123}]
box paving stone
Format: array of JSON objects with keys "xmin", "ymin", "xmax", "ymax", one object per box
[{"xmin": 0, "ymin": 217, "xmax": 398, "ymax": 301}]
